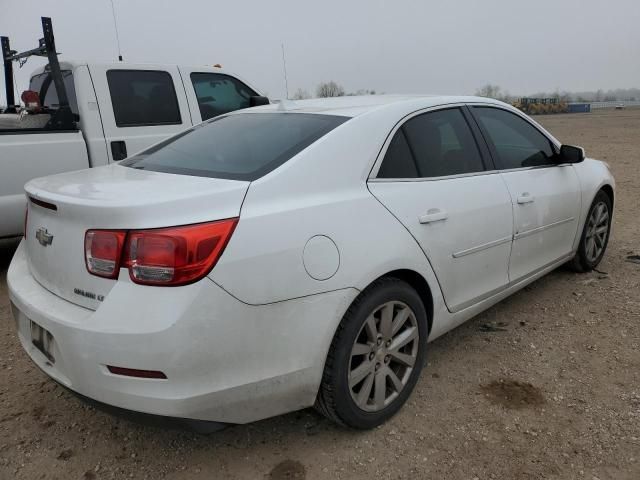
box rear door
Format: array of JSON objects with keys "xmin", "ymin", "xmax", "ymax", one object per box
[
  {"xmin": 88, "ymin": 64, "xmax": 192, "ymax": 162},
  {"xmin": 368, "ymin": 106, "xmax": 514, "ymax": 313},
  {"xmin": 178, "ymin": 67, "xmax": 260, "ymax": 124},
  {"xmin": 469, "ymin": 106, "xmax": 581, "ymax": 281}
]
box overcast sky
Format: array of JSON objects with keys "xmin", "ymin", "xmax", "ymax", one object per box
[{"xmin": 1, "ymin": 0, "xmax": 639, "ymax": 103}]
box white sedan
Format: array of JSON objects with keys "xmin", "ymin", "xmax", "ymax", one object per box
[{"xmin": 8, "ymin": 95, "xmax": 614, "ymax": 429}]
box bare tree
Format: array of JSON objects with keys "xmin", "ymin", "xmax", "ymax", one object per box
[
  {"xmin": 348, "ymin": 89, "xmax": 376, "ymax": 96},
  {"xmin": 475, "ymin": 84, "xmax": 502, "ymax": 99},
  {"xmin": 292, "ymin": 88, "xmax": 311, "ymax": 100},
  {"xmin": 316, "ymin": 81, "xmax": 345, "ymax": 98}
]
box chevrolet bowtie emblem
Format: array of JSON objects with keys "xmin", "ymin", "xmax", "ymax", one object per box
[{"xmin": 35, "ymin": 227, "xmax": 54, "ymax": 247}]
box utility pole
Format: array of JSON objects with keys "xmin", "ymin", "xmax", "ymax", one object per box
[{"xmin": 281, "ymin": 43, "xmax": 289, "ymax": 100}]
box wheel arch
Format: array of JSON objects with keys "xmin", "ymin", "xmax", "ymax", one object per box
[
  {"xmin": 369, "ymin": 269, "xmax": 434, "ymax": 335},
  {"xmin": 600, "ymin": 183, "xmax": 614, "ymax": 208}
]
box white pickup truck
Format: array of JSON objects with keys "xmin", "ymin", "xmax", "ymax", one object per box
[{"xmin": 0, "ymin": 60, "xmax": 266, "ymax": 238}]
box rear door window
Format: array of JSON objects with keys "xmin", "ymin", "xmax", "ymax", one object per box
[
  {"xmin": 190, "ymin": 73, "xmax": 257, "ymax": 120},
  {"xmin": 377, "ymin": 129, "xmax": 418, "ymax": 178},
  {"xmin": 377, "ymin": 108, "xmax": 485, "ymax": 178},
  {"xmin": 472, "ymin": 107, "xmax": 556, "ymax": 169},
  {"xmin": 106, "ymin": 70, "xmax": 181, "ymax": 127},
  {"xmin": 122, "ymin": 112, "xmax": 349, "ymax": 181}
]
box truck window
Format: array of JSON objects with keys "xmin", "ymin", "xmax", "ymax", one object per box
[
  {"xmin": 190, "ymin": 73, "xmax": 257, "ymax": 120},
  {"xmin": 29, "ymin": 70, "xmax": 79, "ymax": 116},
  {"xmin": 106, "ymin": 70, "xmax": 182, "ymax": 127}
]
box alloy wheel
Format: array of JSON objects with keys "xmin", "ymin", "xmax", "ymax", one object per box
[
  {"xmin": 348, "ymin": 301, "xmax": 419, "ymax": 412},
  {"xmin": 585, "ymin": 201, "xmax": 609, "ymax": 263}
]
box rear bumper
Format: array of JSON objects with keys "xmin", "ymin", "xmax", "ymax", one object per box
[{"xmin": 8, "ymin": 241, "xmax": 357, "ymax": 424}]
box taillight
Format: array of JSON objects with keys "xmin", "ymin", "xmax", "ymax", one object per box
[
  {"xmin": 85, "ymin": 230, "xmax": 127, "ymax": 278},
  {"xmin": 84, "ymin": 218, "xmax": 237, "ymax": 286}
]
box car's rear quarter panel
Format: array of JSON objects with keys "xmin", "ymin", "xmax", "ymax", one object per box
[{"xmin": 209, "ymin": 111, "xmax": 446, "ymax": 324}]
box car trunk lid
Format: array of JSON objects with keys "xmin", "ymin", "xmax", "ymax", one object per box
[{"xmin": 24, "ymin": 165, "xmax": 249, "ymax": 310}]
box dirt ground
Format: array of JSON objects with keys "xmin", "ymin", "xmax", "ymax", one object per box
[{"xmin": 1, "ymin": 108, "xmax": 639, "ymax": 480}]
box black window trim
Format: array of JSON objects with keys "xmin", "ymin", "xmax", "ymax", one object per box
[
  {"xmin": 106, "ymin": 69, "xmax": 183, "ymax": 128},
  {"xmin": 370, "ymin": 104, "xmax": 493, "ymax": 181},
  {"xmin": 466, "ymin": 104, "xmax": 563, "ymax": 172},
  {"xmin": 121, "ymin": 111, "xmax": 350, "ymax": 181}
]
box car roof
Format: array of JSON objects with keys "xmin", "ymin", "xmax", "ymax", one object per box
[{"xmin": 248, "ymin": 94, "xmax": 508, "ymax": 117}]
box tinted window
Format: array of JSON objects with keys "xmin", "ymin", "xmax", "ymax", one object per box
[
  {"xmin": 393, "ymin": 108, "xmax": 484, "ymax": 178},
  {"xmin": 473, "ymin": 107, "xmax": 555, "ymax": 169},
  {"xmin": 107, "ymin": 70, "xmax": 181, "ymax": 127},
  {"xmin": 191, "ymin": 73, "xmax": 257, "ymax": 120},
  {"xmin": 377, "ymin": 129, "xmax": 418, "ymax": 178},
  {"xmin": 29, "ymin": 70, "xmax": 79, "ymax": 115},
  {"xmin": 122, "ymin": 113, "xmax": 349, "ymax": 181}
]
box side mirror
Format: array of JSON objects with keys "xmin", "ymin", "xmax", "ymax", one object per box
[
  {"xmin": 249, "ymin": 96, "xmax": 270, "ymax": 107},
  {"xmin": 559, "ymin": 144, "xmax": 585, "ymax": 164}
]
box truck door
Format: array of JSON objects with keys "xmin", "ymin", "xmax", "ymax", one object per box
[{"xmin": 88, "ymin": 64, "xmax": 192, "ymax": 162}]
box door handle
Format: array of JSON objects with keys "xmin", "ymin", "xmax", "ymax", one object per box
[
  {"xmin": 111, "ymin": 140, "xmax": 128, "ymax": 161},
  {"xmin": 419, "ymin": 209, "xmax": 448, "ymax": 224},
  {"xmin": 517, "ymin": 192, "xmax": 535, "ymax": 204}
]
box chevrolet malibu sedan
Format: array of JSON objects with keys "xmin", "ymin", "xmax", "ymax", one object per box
[{"xmin": 8, "ymin": 95, "xmax": 614, "ymax": 429}]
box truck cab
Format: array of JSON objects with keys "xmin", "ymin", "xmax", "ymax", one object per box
[{"xmin": 1, "ymin": 32, "xmax": 266, "ymax": 239}]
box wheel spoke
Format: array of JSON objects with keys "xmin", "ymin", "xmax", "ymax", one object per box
[
  {"xmin": 364, "ymin": 315, "xmax": 378, "ymax": 342},
  {"xmin": 379, "ymin": 304, "xmax": 393, "ymax": 340},
  {"xmin": 391, "ymin": 308, "xmax": 410, "ymax": 336},
  {"xmin": 351, "ymin": 342, "xmax": 371, "ymax": 357},
  {"xmin": 594, "ymin": 234, "xmax": 603, "ymax": 249},
  {"xmin": 389, "ymin": 326, "xmax": 418, "ymax": 351},
  {"xmin": 595, "ymin": 225, "xmax": 608, "ymax": 235},
  {"xmin": 597, "ymin": 211, "xmax": 609, "ymax": 226},
  {"xmin": 356, "ymin": 371, "xmax": 375, "ymax": 405},
  {"xmin": 373, "ymin": 371, "xmax": 387, "ymax": 409},
  {"xmin": 388, "ymin": 350, "xmax": 416, "ymax": 367},
  {"xmin": 349, "ymin": 361, "xmax": 373, "ymax": 388},
  {"xmin": 586, "ymin": 237, "xmax": 595, "ymax": 259},
  {"xmin": 386, "ymin": 367, "xmax": 404, "ymax": 392}
]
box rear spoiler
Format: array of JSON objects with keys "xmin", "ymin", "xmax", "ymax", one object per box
[{"xmin": 1, "ymin": 16, "xmax": 75, "ymax": 129}]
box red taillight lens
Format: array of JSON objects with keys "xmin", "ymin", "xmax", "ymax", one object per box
[
  {"xmin": 85, "ymin": 230, "xmax": 127, "ymax": 279},
  {"xmin": 84, "ymin": 219, "xmax": 237, "ymax": 286},
  {"xmin": 124, "ymin": 219, "xmax": 237, "ymax": 286}
]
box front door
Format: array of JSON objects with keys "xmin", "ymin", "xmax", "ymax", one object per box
[{"xmin": 470, "ymin": 106, "xmax": 581, "ymax": 281}]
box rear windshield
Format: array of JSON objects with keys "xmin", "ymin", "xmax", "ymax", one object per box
[{"xmin": 121, "ymin": 112, "xmax": 349, "ymax": 181}]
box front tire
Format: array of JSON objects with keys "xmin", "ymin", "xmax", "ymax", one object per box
[
  {"xmin": 569, "ymin": 190, "xmax": 612, "ymax": 272},
  {"xmin": 315, "ymin": 277, "xmax": 428, "ymax": 429}
]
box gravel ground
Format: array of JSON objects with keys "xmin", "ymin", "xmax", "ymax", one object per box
[{"xmin": 1, "ymin": 109, "xmax": 639, "ymax": 480}]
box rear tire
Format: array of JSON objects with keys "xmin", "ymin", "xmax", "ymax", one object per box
[
  {"xmin": 315, "ymin": 277, "xmax": 428, "ymax": 429},
  {"xmin": 568, "ymin": 190, "xmax": 612, "ymax": 272}
]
